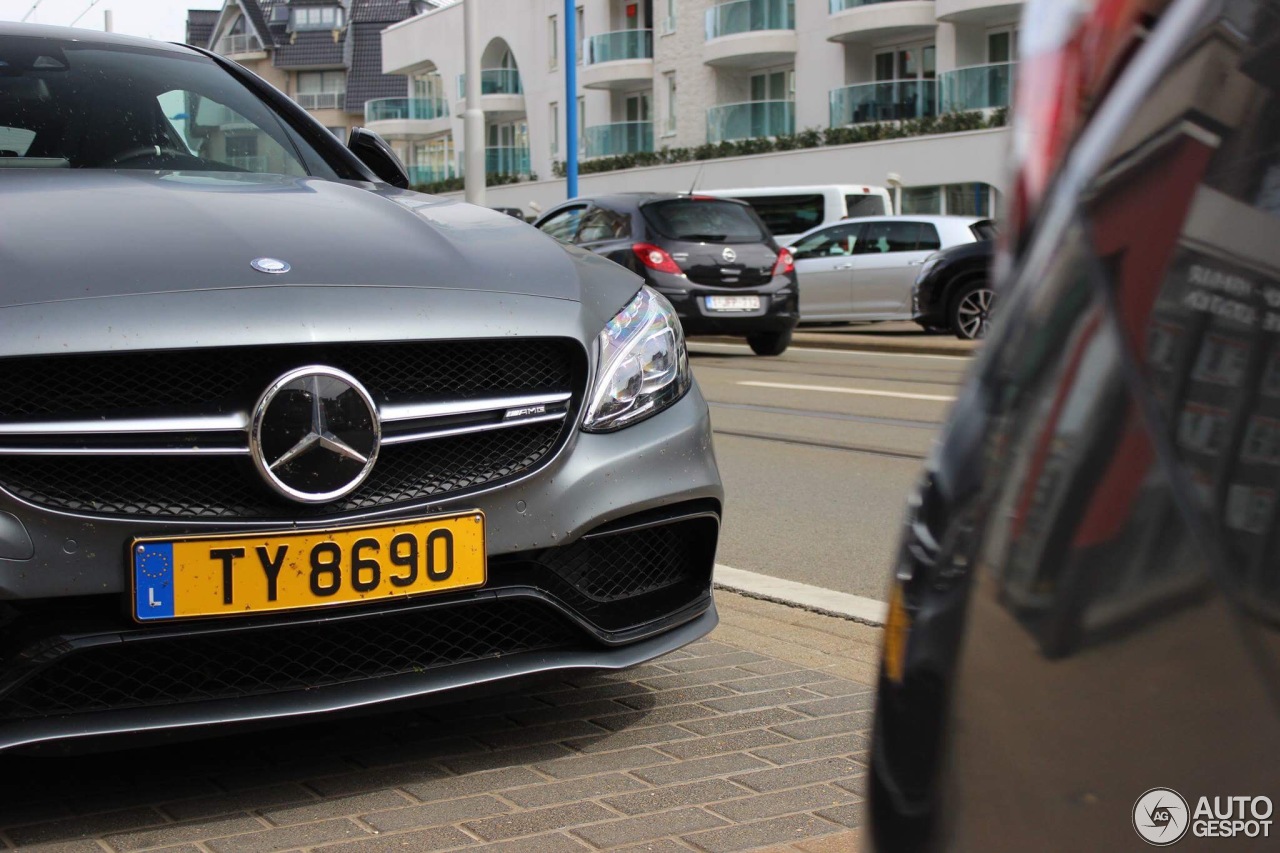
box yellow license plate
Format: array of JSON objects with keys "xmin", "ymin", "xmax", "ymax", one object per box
[{"xmin": 131, "ymin": 512, "xmax": 486, "ymax": 622}]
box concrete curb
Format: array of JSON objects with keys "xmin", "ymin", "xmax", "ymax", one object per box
[
  {"xmin": 692, "ymin": 332, "xmax": 977, "ymax": 358},
  {"xmin": 714, "ymin": 564, "xmax": 888, "ymax": 627}
]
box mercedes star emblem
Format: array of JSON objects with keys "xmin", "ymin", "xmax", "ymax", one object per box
[
  {"xmin": 722, "ymin": 247, "xmax": 737, "ymax": 263},
  {"xmin": 250, "ymin": 366, "xmax": 381, "ymax": 503}
]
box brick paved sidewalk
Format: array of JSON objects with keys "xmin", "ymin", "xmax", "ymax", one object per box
[{"xmin": 0, "ymin": 592, "xmax": 880, "ymax": 853}]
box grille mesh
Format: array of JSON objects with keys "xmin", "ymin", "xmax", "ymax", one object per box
[
  {"xmin": 0, "ymin": 339, "xmax": 575, "ymax": 418},
  {"xmin": 0, "ymin": 599, "xmax": 581, "ymax": 719},
  {"xmin": 0, "ymin": 338, "xmax": 581, "ymax": 519},
  {"xmin": 543, "ymin": 523, "xmax": 695, "ymax": 603},
  {"xmin": 0, "ymin": 422, "xmax": 563, "ymax": 519}
]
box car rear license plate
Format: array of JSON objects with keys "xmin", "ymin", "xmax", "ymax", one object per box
[
  {"xmin": 131, "ymin": 512, "xmax": 486, "ymax": 622},
  {"xmin": 706, "ymin": 295, "xmax": 761, "ymax": 312}
]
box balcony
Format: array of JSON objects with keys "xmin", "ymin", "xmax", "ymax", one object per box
[
  {"xmin": 455, "ymin": 70, "xmax": 525, "ymax": 121},
  {"xmin": 585, "ymin": 122, "xmax": 654, "ymax": 158},
  {"xmin": 939, "ymin": 62, "xmax": 1014, "ymax": 112},
  {"xmin": 407, "ymin": 164, "xmax": 457, "ymax": 186},
  {"xmin": 826, "ymin": 0, "xmax": 936, "ymax": 44},
  {"xmin": 295, "ymin": 91, "xmax": 344, "ymax": 110},
  {"xmin": 704, "ymin": 0, "xmax": 797, "ymax": 69},
  {"xmin": 214, "ymin": 33, "xmax": 265, "ymax": 58},
  {"xmin": 364, "ymin": 97, "xmax": 451, "ymax": 138},
  {"xmin": 457, "ymin": 69, "xmax": 523, "ymax": 97},
  {"xmin": 936, "ymin": 0, "xmax": 1023, "ymax": 24},
  {"xmin": 486, "ymin": 146, "xmax": 531, "ymax": 177},
  {"xmin": 581, "ymin": 30, "xmax": 655, "ymax": 90},
  {"xmin": 707, "ymin": 100, "xmax": 794, "ymax": 144},
  {"xmin": 830, "ymin": 80, "xmax": 937, "ymax": 126}
]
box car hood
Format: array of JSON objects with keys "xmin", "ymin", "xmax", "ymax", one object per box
[{"xmin": 0, "ymin": 170, "xmax": 596, "ymax": 308}]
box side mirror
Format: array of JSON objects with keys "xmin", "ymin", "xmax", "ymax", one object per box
[{"xmin": 347, "ymin": 127, "xmax": 409, "ymax": 189}]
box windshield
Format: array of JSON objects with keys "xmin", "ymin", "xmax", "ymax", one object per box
[
  {"xmin": 641, "ymin": 199, "xmax": 769, "ymax": 243},
  {"xmin": 0, "ymin": 36, "xmax": 327, "ymax": 176}
]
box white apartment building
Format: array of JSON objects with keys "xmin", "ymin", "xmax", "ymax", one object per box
[{"xmin": 377, "ymin": 0, "xmax": 1022, "ymax": 215}]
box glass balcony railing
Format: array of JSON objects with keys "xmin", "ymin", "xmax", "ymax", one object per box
[
  {"xmin": 456, "ymin": 69, "xmax": 524, "ymax": 99},
  {"xmin": 485, "ymin": 145, "xmax": 531, "ymax": 177},
  {"xmin": 829, "ymin": 79, "xmax": 937, "ymax": 126},
  {"xmin": 829, "ymin": 0, "xmax": 913, "ymax": 11},
  {"xmin": 706, "ymin": 100, "xmax": 794, "ymax": 144},
  {"xmin": 407, "ymin": 164, "xmax": 457, "ymax": 185},
  {"xmin": 585, "ymin": 122, "xmax": 654, "ymax": 158},
  {"xmin": 939, "ymin": 62, "xmax": 1015, "ymax": 112},
  {"xmin": 705, "ymin": 0, "xmax": 795, "ymax": 40},
  {"xmin": 584, "ymin": 30, "xmax": 653, "ymax": 64},
  {"xmin": 364, "ymin": 97, "xmax": 450, "ymax": 123}
]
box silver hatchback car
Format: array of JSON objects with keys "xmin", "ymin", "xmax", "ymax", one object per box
[{"xmin": 788, "ymin": 215, "xmax": 993, "ymax": 322}]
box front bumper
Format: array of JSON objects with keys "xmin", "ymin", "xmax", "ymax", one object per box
[
  {"xmin": 647, "ymin": 272, "xmax": 799, "ymax": 337},
  {"xmin": 0, "ymin": 388, "xmax": 723, "ymax": 751},
  {"xmin": 911, "ymin": 271, "xmax": 947, "ymax": 327}
]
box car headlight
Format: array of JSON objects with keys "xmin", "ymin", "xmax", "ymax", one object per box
[{"xmin": 583, "ymin": 286, "xmax": 691, "ymax": 432}]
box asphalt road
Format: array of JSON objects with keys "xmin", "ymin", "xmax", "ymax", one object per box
[{"xmin": 689, "ymin": 339, "xmax": 972, "ymax": 602}]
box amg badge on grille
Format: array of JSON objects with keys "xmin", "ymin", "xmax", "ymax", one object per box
[{"xmin": 250, "ymin": 367, "xmax": 381, "ymax": 503}]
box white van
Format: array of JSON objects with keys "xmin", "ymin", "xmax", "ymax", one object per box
[{"xmin": 700, "ymin": 184, "xmax": 895, "ymax": 246}]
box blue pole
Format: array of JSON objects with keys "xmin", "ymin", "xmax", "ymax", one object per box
[{"xmin": 564, "ymin": 0, "xmax": 578, "ymax": 199}]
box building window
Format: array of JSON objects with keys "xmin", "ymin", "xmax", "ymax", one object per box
[
  {"xmin": 901, "ymin": 183, "xmax": 994, "ymax": 216},
  {"xmin": 550, "ymin": 102, "xmax": 560, "ymax": 156},
  {"xmin": 749, "ymin": 69, "xmax": 792, "ymax": 102},
  {"xmin": 873, "ymin": 43, "xmax": 936, "ymax": 81},
  {"xmin": 575, "ymin": 6, "xmax": 584, "ymax": 65},
  {"xmin": 577, "ymin": 95, "xmax": 586, "ymax": 154},
  {"xmin": 663, "ymin": 71, "xmax": 676, "ymax": 135},
  {"xmin": 986, "ymin": 28, "xmax": 1018, "ymax": 63},
  {"xmin": 625, "ymin": 92, "xmax": 651, "ymax": 122},
  {"xmin": 291, "ymin": 6, "xmax": 343, "ymax": 31},
  {"xmin": 549, "ymin": 16, "xmax": 559, "ymax": 69},
  {"xmin": 295, "ymin": 70, "xmax": 346, "ymax": 110},
  {"xmin": 661, "ymin": 0, "xmax": 676, "ymax": 35},
  {"xmin": 413, "ymin": 70, "xmax": 444, "ymax": 101}
]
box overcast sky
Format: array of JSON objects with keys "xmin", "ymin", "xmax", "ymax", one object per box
[{"xmin": 0, "ymin": 0, "xmax": 221, "ymax": 43}]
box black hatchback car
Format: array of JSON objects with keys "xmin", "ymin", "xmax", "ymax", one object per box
[
  {"xmin": 534, "ymin": 193, "xmax": 800, "ymax": 355},
  {"xmin": 871, "ymin": 0, "xmax": 1280, "ymax": 850},
  {"xmin": 911, "ymin": 239, "xmax": 995, "ymax": 340}
]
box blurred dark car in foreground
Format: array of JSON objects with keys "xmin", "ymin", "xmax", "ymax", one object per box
[
  {"xmin": 534, "ymin": 193, "xmax": 800, "ymax": 355},
  {"xmin": 871, "ymin": 0, "xmax": 1280, "ymax": 849},
  {"xmin": 0, "ymin": 24, "xmax": 722, "ymax": 753},
  {"xmin": 911, "ymin": 240, "xmax": 995, "ymax": 340}
]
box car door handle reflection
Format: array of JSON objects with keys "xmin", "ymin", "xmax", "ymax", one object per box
[{"xmin": 835, "ymin": 263, "xmax": 854, "ymax": 270}]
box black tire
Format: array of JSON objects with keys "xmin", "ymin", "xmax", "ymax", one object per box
[
  {"xmin": 949, "ymin": 279, "xmax": 995, "ymax": 340},
  {"xmin": 746, "ymin": 329, "xmax": 792, "ymax": 356}
]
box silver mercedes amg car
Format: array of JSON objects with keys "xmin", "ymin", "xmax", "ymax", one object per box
[{"xmin": 0, "ymin": 23, "xmax": 722, "ymax": 751}]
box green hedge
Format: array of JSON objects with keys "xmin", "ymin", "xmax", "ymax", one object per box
[
  {"xmin": 410, "ymin": 171, "xmax": 539, "ymax": 195},
  {"xmin": 551, "ymin": 109, "xmax": 1008, "ymax": 179}
]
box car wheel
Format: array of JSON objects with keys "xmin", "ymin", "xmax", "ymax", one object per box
[
  {"xmin": 950, "ymin": 280, "xmax": 995, "ymax": 340},
  {"xmin": 746, "ymin": 329, "xmax": 792, "ymax": 356}
]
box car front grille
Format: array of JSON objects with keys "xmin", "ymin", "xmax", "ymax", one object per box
[
  {"xmin": 0, "ymin": 339, "xmax": 575, "ymax": 418},
  {"xmin": 0, "ymin": 339, "xmax": 584, "ymax": 519},
  {"xmin": 0, "ymin": 598, "xmax": 582, "ymax": 720},
  {"xmin": 0, "ymin": 421, "xmax": 563, "ymax": 519}
]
